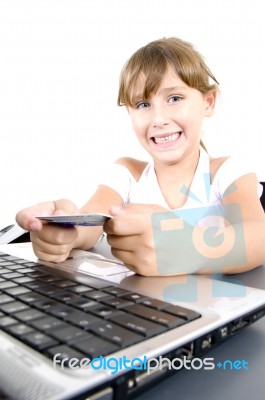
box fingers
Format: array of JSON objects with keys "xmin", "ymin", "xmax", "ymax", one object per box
[
  {"xmin": 16, "ymin": 201, "xmax": 56, "ymax": 231},
  {"xmin": 105, "ymin": 213, "xmax": 147, "ymax": 236},
  {"xmin": 53, "ymin": 199, "xmax": 80, "ymax": 215},
  {"xmin": 16, "ymin": 199, "xmax": 79, "ymax": 232},
  {"xmin": 16, "ymin": 198, "xmax": 80, "ymax": 263},
  {"xmin": 32, "ymin": 223, "xmax": 77, "ymax": 246},
  {"xmin": 110, "ymin": 247, "xmax": 132, "ymax": 265},
  {"xmin": 107, "ymin": 233, "xmax": 139, "ymax": 250},
  {"xmin": 105, "ymin": 203, "xmax": 167, "ymax": 235},
  {"xmin": 31, "ymin": 225, "xmax": 78, "ymax": 263},
  {"xmin": 105, "ymin": 203, "xmax": 168, "ymax": 276},
  {"xmin": 110, "ymin": 246, "xmax": 157, "ymax": 276}
]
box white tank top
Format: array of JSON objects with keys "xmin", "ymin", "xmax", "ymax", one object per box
[{"xmin": 98, "ymin": 148, "xmax": 262, "ymax": 210}]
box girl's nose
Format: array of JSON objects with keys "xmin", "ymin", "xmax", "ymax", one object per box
[{"xmin": 152, "ymin": 106, "xmax": 170, "ymax": 128}]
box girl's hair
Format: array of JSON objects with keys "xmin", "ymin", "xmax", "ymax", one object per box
[{"xmin": 118, "ymin": 37, "xmax": 219, "ymax": 107}]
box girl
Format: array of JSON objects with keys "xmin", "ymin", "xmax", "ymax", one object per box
[{"xmin": 16, "ymin": 37, "xmax": 265, "ymax": 276}]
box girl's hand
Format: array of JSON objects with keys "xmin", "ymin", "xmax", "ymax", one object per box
[
  {"xmin": 104, "ymin": 204, "xmax": 167, "ymax": 276},
  {"xmin": 16, "ymin": 199, "xmax": 79, "ymax": 263}
]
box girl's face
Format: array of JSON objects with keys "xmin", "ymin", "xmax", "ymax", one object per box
[{"xmin": 127, "ymin": 67, "xmax": 216, "ymax": 166}]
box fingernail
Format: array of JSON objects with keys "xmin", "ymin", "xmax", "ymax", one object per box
[
  {"xmin": 29, "ymin": 221, "xmax": 40, "ymax": 231},
  {"xmin": 109, "ymin": 206, "xmax": 123, "ymax": 216}
]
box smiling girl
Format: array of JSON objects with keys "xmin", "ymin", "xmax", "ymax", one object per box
[{"xmin": 16, "ymin": 37, "xmax": 265, "ymax": 275}]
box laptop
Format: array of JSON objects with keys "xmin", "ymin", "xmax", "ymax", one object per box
[{"xmin": 1, "ymin": 239, "xmax": 265, "ymax": 400}]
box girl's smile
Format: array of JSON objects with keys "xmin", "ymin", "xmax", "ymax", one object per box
[{"xmin": 150, "ymin": 130, "xmax": 183, "ymax": 149}]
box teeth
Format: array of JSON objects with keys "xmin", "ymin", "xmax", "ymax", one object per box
[{"xmin": 154, "ymin": 132, "xmax": 180, "ymax": 144}]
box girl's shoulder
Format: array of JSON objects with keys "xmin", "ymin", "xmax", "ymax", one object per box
[
  {"xmin": 209, "ymin": 155, "xmax": 229, "ymax": 181},
  {"xmin": 209, "ymin": 153, "xmax": 260, "ymax": 198},
  {"xmin": 115, "ymin": 157, "xmax": 148, "ymax": 181}
]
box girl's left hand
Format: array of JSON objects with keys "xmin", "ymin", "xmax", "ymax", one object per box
[{"xmin": 104, "ymin": 204, "xmax": 167, "ymax": 276}]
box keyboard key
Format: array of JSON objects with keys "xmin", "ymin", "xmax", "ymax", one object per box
[
  {"xmin": 14, "ymin": 309, "xmax": 46, "ymax": 322},
  {"xmin": 49, "ymin": 325, "xmax": 88, "ymax": 343},
  {"xmin": 0, "ymin": 262, "xmax": 16, "ymax": 267},
  {"xmin": 46, "ymin": 345, "xmax": 89, "ymax": 366},
  {"xmin": 17, "ymin": 268, "xmax": 35, "ymax": 273},
  {"xmin": 6, "ymin": 323, "xmax": 34, "ymax": 337},
  {"xmin": 73, "ymin": 334, "xmax": 119, "ymax": 358},
  {"xmin": 49, "ymin": 304, "xmax": 76, "ymax": 319},
  {"xmin": 0, "ymin": 281, "xmax": 17, "ymax": 290},
  {"xmin": 24, "ymin": 281, "xmax": 47, "ymax": 290},
  {"xmin": 69, "ymin": 285, "xmax": 93, "ymax": 294},
  {"xmin": 0, "ymin": 255, "xmax": 18, "ymax": 261},
  {"xmin": 78, "ymin": 277, "xmax": 111, "ymax": 290},
  {"xmin": 0, "ymin": 301, "xmax": 29, "ymax": 314},
  {"xmin": 5, "ymin": 286, "xmax": 31, "ymax": 296},
  {"xmin": 122, "ymin": 293, "xmax": 149, "ymax": 303},
  {"xmin": 125, "ymin": 304, "xmax": 186, "ymax": 328},
  {"xmin": 101, "ymin": 296, "xmax": 134, "ymax": 309},
  {"xmin": 141, "ymin": 298, "xmax": 172, "ymax": 310},
  {"xmin": 34, "ymin": 299, "xmax": 62, "ymax": 311},
  {"xmin": 110, "ymin": 312, "xmax": 166, "ymax": 337},
  {"xmin": 28, "ymin": 271, "xmax": 50, "ymax": 278},
  {"xmin": 2, "ymin": 264, "xmax": 23, "ymax": 270},
  {"xmin": 53, "ymin": 280, "xmax": 77, "ymax": 288},
  {"xmin": 165, "ymin": 305, "xmax": 201, "ymax": 321},
  {"xmin": 89, "ymin": 304, "xmax": 122, "ymax": 319},
  {"xmin": 18, "ymin": 292, "xmax": 47, "ymax": 304},
  {"xmin": 2, "ymin": 257, "xmax": 27, "ymax": 264},
  {"xmin": 23, "ymin": 330, "xmax": 59, "ymax": 350},
  {"xmin": 13, "ymin": 277, "xmax": 35, "ymax": 284},
  {"xmin": 103, "ymin": 287, "xmax": 131, "ymax": 297},
  {"xmin": 82, "ymin": 290, "xmax": 111, "ymax": 301},
  {"xmin": 51, "ymin": 291, "xmax": 81, "ymax": 303},
  {"xmin": 0, "ymin": 294, "xmax": 13, "ymax": 304},
  {"xmin": 38, "ymin": 275, "xmax": 62, "ymax": 283},
  {"xmin": 0, "ymin": 269, "xmax": 12, "ymax": 274},
  {"xmin": 16, "ymin": 260, "xmax": 34, "ymax": 265},
  {"xmin": 0, "ymin": 316, "xmax": 18, "ymax": 327},
  {"xmin": 1, "ymin": 255, "xmax": 17, "ymax": 261},
  {"xmin": 89, "ymin": 321, "xmax": 143, "ymax": 347},
  {"xmin": 2, "ymin": 272, "xmax": 23, "ymax": 279},
  {"xmin": 36, "ymin": 285, "xmax": 64, "ymax": 296},
  {"xmin": 23, "ymin": 262, "xmax": 43, "ymax": 267},
  {"xmin": 65, "ymin": 311, "xmax": 102, "ymax": 329},
  {"xmin": 69, "ymin": 298, "xmax": 98, "ymax": 311},
  {"xmin": 30, "ymin": 316, "xmax": 65, "ymax": 331}
]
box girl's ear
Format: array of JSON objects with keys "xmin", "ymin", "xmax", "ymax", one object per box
[{"xmin": 204, "ymin": 89, "xmax": 217, "ymax": 117}]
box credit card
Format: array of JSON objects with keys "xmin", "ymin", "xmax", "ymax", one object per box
[{"xmin": 36, "ymin": 213, "xmax": 112, "ymax": 227}]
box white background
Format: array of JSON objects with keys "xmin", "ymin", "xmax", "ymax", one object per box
[{"xmin": 1, "ymin": 0, "xmax": 265, "ymax": 225}]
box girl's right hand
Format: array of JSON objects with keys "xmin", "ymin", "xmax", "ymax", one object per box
[{"xmin": 16, "ymin": 199, "xmax": 79, "ymax": 263}]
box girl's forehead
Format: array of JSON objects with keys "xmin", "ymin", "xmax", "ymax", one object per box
[
  {"xmin": 132, "ymin": 67, "xmax": 188, "ymax": 97},
  {"xmin": 158, "ymin": 67, "xmax": 187, "ymax": 88}
]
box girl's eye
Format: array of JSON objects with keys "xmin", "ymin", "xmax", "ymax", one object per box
[
  {"xmin": 169, "ymin": 95, "xmax": 182, "ymax": 103},
  {"xmin": 136, "ymin": 101, "xmax": 150, "ymax": 110}
]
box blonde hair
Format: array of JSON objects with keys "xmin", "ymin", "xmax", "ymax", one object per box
[{"xmin": 118, "ymin": 37, "xmax": 219, "ymax": 107}]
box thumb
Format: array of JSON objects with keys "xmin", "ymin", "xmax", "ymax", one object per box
[
  {"xmin": 53, "ymin": 199, "xmax": 80, "ymax": 215},
  {"xmin": 16, "ymin": 199, "xmax": 79, "ymax": 232}
]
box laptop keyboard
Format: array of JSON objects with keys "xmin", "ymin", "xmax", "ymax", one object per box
[{"xmin": 0, "ymin": 252, "xmax": 201, "ymax": 365}]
